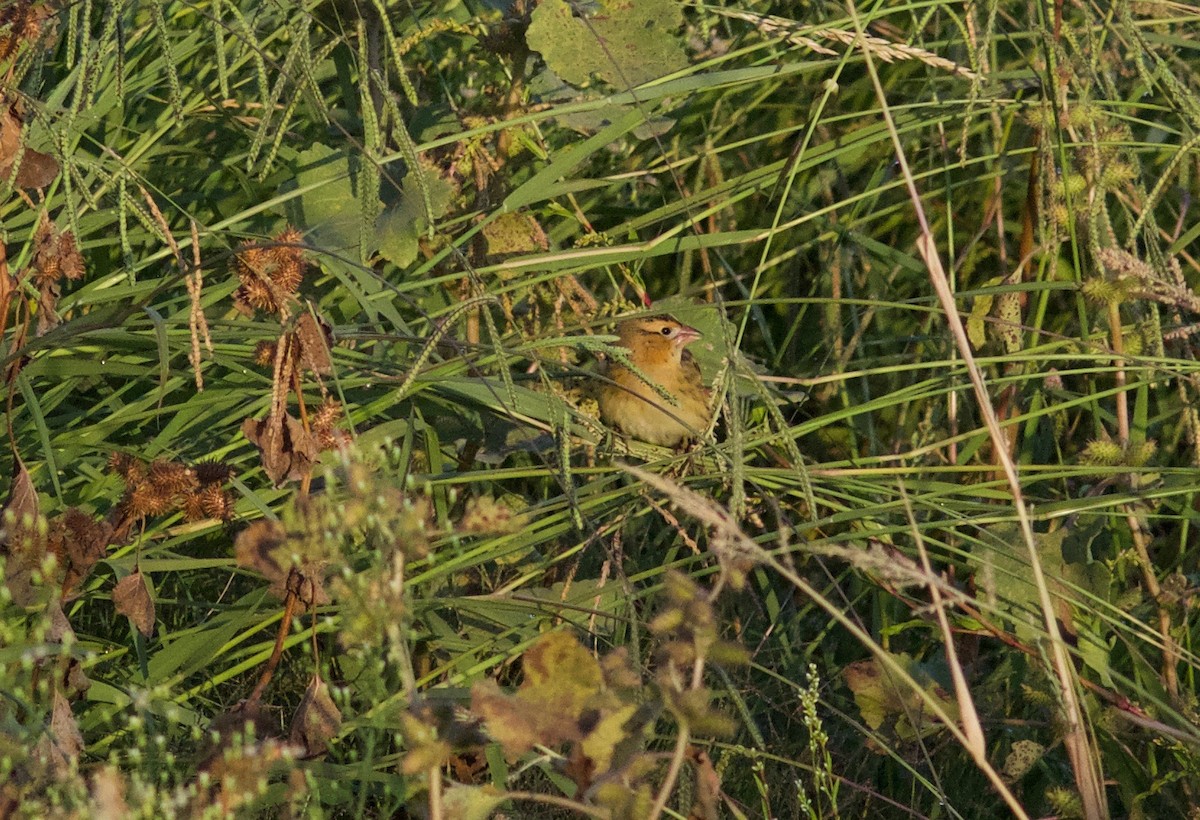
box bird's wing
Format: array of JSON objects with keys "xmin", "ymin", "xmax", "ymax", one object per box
[{"xmin": 680, "ymin": 349, "xmax": 709, "ymax": 397}]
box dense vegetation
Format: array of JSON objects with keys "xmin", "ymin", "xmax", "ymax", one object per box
[{"xmin": 3, "ymin": 0, "xmax": 1200, "ymax": 816}]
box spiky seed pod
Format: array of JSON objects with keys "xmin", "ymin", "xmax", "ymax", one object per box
[
  {"xmin": 148, "ymin": 460, "xmax": 199, "ymax": 496},
  {"xmin": 199, "ymin": 484, "xmax": 234, "ymax": 520},
  {"xmin": 253, "ymin": 340, "xmax": 277, "ymax": 366},
  {"xmin": 234, "ymin": 244, "xmax": 270, "ymax": 281},
  {"xmin": 194, "ymin": 460, "xmax": 235, "ymax": 485},
  {"xmin": 269, "ymin": 229, "xmax": 306, "ymax": 291},
  {"xmin": 235, "ymin": 276, "xmax": 278, "ymax": 315},
  {"xmin": 311, "ymin": 398, "xmax": 347, "ymax": 450},
  {"xmin": 181, "ymin": 492, "xmax": 208, "ymax": 522},
  {"xmin": 108, "ymin": 452, "xmax": 147, "ymax": 483},
  {"xmin": 233, "ymin": 242, "xmax": 286, "ymax": 314},
  {"xmin": 311, "ymin": 398, "xmax": 342, "ymax": 433},
  {"xmin": 126, "ymin": 483, "xmax": 173, "ymax": 518},
  {"xmin": 271, "ymin": 253, "xmax": 304, "ymax": 295}
]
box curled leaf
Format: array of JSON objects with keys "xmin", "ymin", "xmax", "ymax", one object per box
[
  {"xmin": 289, "ymin": 674, "xmax": 341, "ymax": 757},
  {"xmin": 112, "ymin": 571, "xmax": 155, "ymax": 637}
]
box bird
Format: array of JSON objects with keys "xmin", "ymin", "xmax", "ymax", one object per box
[{"xmin": 597, "ymin": 315, "xmax": 711, "ymax": 447}]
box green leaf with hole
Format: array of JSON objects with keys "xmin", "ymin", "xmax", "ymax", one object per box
[
  {"xmin": 527, "ymin": 0, "xmax": 687, "ymax": 90},
  {"xmin": 376, "ymin": 162, "xmax": 455, "ymax": 268},
  {"xmin": 283, "ymin": 144, "xmax": 378, "ymax": 255}
]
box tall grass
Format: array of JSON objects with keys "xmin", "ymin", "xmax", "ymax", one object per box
[{"xmin": 2, "ymin": 0, "xmax": 1200, "ymax": 816}]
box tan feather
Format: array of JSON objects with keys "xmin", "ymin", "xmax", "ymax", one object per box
[{"xmin": 597, "ymin": 316, "xmax": 711, "ymax": 447}]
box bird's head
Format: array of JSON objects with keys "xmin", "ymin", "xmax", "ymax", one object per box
[{"xmin": 616, "ymin": 315, "xmax": 702, "ymax": 365}]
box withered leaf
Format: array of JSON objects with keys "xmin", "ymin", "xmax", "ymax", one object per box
[
  {"xmin": 2, "ymin": 456, "xmax": 48, "ymax": 605},
  {"xmin": 470, "ymin": 631, "xmax": 608, "ymax": 759},
  {"xmin": 45, "ymin": 597, "xmax": 73, "ymax": 643},
  {"xmin": 36, "ymin": 279, "xmax": 60, "ymax": 335},
  {"xmin": 0, "ymin": 4, "xmax": 57, "ymax": 65},
  {"xmin": 289, "ymin": 674, "xmax": 341, "ymax": 757},
  {"xmin": 844, "ymin": 653, "xmax": 957, "ymax": 746},
  {"xmin": 89, "ymin": 766, "xmax": 129, "ymax": 820},
  {"xmin": 233, "ymin": 519, "xmax": 288, "ymax": 587},
  {"xmin": 32, "ymin": 690, "xmax": 83, "ymax": 779},
  {"xmin": 3, "ymin": 454, "xmax": 39, "ymax": 540},
  {"xmin": 688, "ymin": 747, "xmax": 721, "ymax": 820},
  {"xmin": 43, "ymin": 599, "xmax": 90, "ymax": 697},
  {"xmin": 439, "ymin": 784, "xmax": 508, "ymax": 820},
  {"xmin": 399, "ymin": 710, "xmax": 452, "ymax": 775},
  {"xmin": 234, "ymin": 518, "xmax": 328, "ymax": 604},
  {"xmin": 0, "ymin": 236, "xmax": 11, "ymax": 310},
  {"xmin": 14, "ymin": 148, "xmax": 58, "ymax": 190},
  {"xmin": 112, "ymin": 571, "xmax": 155, "ymax": 637},
  {"xmin": 0, "ymin": 106, "xmax": 58, "ymax": 189},
  {"xmin": 242, "ymin": 411, "xmax": 320, "ymax": 486},
  {"xmin": 0, "ymin": 105, "xmax": 20, "ymax": 175},
  {"xmin": 197, "ymin": 700, "xmax": 275, "ymax": 774},
  {"xmin": 295, "ymin": 312, "xmax": 332, "ymax": 375},
  {"xmin": 482, "ymin": 212, "xmax": 549, "ymax": 258}
]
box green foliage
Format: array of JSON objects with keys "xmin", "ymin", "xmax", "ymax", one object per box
[
  {"xmin": 3, "ymin": 0, "xmax": 1200, "ymax": 817},
  {"xmin": 527, "ymin": 0, "xmax": 687, "ymax": 89}
]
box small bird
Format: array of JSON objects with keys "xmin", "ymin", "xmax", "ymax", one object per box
[{"xmin": 598, "ymin": 315, "xmax": 711, "ymax": 447}]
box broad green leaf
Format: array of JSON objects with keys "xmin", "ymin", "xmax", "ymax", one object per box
[
  {"xmin": 527, "ymin": 0, "xmax": 686, "ymax": 90},
  {"xmin": 283, "ymin": 144, "xmax": 380, "ymax": 255},
  {"xmin": 376, "ymin": 162, "xmax": 455, "ymax": 269}
]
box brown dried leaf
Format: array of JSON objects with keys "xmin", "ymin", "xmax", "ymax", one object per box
[
  {"xmin": 289, "ymin": 561, "xmax": 330, "ymax": 607},
  {"xmin": 41, "ymin": 598, "xmax": 89, "ymax": 696},
  {"xmin": 233, "ymin": 520, "xmax": 289, "ymax": 588},
  {"xmin": 0, "ymin": 3, "xmax": 56, "ymax": 65},
  {"xmin": 469, "ymin": 632, "xmax": 605, "ymax": 758},
  {"xmin": 4, "ymin": 454, "xmax": 39, "ymax": 536},
  {"xmin": 197, "ymin": 700, "xmax": 276, "ymax": 774},
  {"xmin": 687, "ymin": 747, "xmax": 721, "ymax": 820},
  {"xmin": 2, "ymin": 456, "xmax": 47, "ymax": 605},
  {"xmin": 14, "ymin": 147, "xmax": 57, "ymax": 189},
  {"xmin": 0, "ymin": 236, "xmax": 11, "ymax": 313},
  {"xmin": 289, "ymin": 674, "xmax": 341, "ymax": 757},
  {"xmin": 113, "ymin": 571, "xmax": 155, "ymax": 637},
  {"xmin": 399, "ymin": 710, "xmax": 452, "ymax": 775},
  {"xmin": 32, "ymin": 690, "xmax": 83, "ymax": 779},
  {"xmin": 45, "ymin": 597, "xmax": 73, "ymax": 643},
  {"xmin": 35, "ymin": 279, "xmax": 60, "ymax": 335},
  {"xmin": 295, "ymin": 312, "xmax": 332, "ymax": 374},
  {"xmin": 470, "ymin": 679, "xmax": 546, "ymax": 757},
  {"xmin": 234, "ymin": 518, "xmax": 328, "ymax": 604},
  {"xmin": 242, "ymin": 411, "xmax": 320, "ymax": 486},
  {"xmin": 440, "ymin": 784, "xmax": 508, "ymax": 820},
  {"xmin": 0, "ymin": 106, "xmax": 20, "ymax": 174},
  {"xmin": 89, "ymin": 766, "xmax": 129, "ymax": 820},
  {"xmin": 0, "ymin": 107, "xmax": 58, "ymax": 189}
]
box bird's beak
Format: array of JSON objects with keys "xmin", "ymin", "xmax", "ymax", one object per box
[{"xmin": 676, "ymin": 324, "xmax": 702, "ymax": 344}]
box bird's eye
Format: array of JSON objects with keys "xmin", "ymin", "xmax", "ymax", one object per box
[{"xmin": 659, "ymin": 326, "xmax": 673, "ymax": 336}]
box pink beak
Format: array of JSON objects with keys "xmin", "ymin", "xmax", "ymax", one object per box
[{"xmin": 676, "ymin": 324, "xmax": 702, "ymax": 345}]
